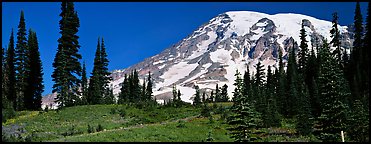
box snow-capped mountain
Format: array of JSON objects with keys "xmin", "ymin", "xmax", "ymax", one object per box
[
  {"xmin": 43, "ymin": 11, "xmax": 354, "ymax": 107},
  {"xmin": 108, "ymin": 11, "xmax": 353, "ymax": 103}
]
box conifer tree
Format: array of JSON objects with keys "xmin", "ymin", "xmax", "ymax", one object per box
[
  {"xmin": 88, "ymin": 38, "xmax": 102, "ymax": 104},
  {"xmin": 193, "ymin": 85, "xmax": 201, "ymax": 106},
  {"xmin": 227, "ymin": 70, "xmax": 262, "ymax": 142},
  {"xmin": 118, "ymin": 74, "xmax": 129, "ymax": 104},
  {"xmin": 177, "ymin": 89, "xmax": 181, "ymax": 102},
  {"xmin": 298, "ymin": 20, "xmax": 309, "ymax": 74},
  {"xmin": 307, "ymin": 45, "xmax": 321, "ymax": 118},
  {"xmin": 254, "ymin": 61, "xmax": 265, "ymax": 114},
  {"xmin": 146, "ymin": 71, "xmax": 153, "ymax": 101},
  {"xmin": 172, "ymin": 84, "xmax": 177, "ymax": 102},
  {"xmin": 132, "ymin": 70, "xmax": 141, "ymax": 102},
  {"xmin": 100, "ymin": 37, "xmax": 112, "ymax": 102},
  {"xmin": 330, "ymin": 12, "xmax": 342, "ymax": 65},
  {"xmin": 5, "ymin": 29, "xmax": 17, "ymax": 110},
  {"xmin": 52, "ymin": 2, "xmax": 82, "ymax": 108},
  {"xmin": 296, "ymin": 82, "xmax": 313, "ymax": 135},
  {"xmin": 141, "ymin": 79, "xmax": 146, "ymax": 102},
  {"xmin": 15, "ymin": 10, "xmax": 28, "ymax": 110},
  {"xmin": 81, "ymin": 61, "xmax": 88, "ymax": 105},
  {"xmin": 243, "ymin": 67, "xmax": 251, "ymax": 99},
  {"xmin": 202, "ymin": 91, "xmax": 206, "ymax": 103},
  {"xmin": 209, "ymin": 91, "xmax": 214, "ymax": 102},
  {"xmin": 286, "ymin": 43, "xmax": 299, "ymax": 117},
  {"xmin": 221, "ymin": 84, "xmax": 228, "ymax": 102},
  {"xmin": 276, "ymin": 48, "xmax": 286, "ymax": 115},
  {"xmin": 316, "ymin": 39, "xmax": 350, "ymax": 142},
  {"xmin": 25, "ymin": 30, "xmax": 44, "ymax": 110},
  {"xmin": 215, "ymin": 84, "xmax": 220, "ymax": 102},
  {"xmin": 347, "ymin": 100, "xmax": 369, "ymax": 142}
]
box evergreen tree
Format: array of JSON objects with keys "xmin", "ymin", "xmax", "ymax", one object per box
[
  {"xmin": 262, "ymin": 65, "xmax": 281, "ymax": 128},
  {"xmin": 209, "ymin": 91, "xmax": 214, "ymax": 102},
  {"xmin": 80, "ymin": 61, "xmax": 88, "ymax": 105},
  {"xmin": 52, "ymin": 2, "xmax": 82, "ymax": 108},
  {"xmin": 316, "ymin": 39, "xmax": 350, "ymax": 142},
  {"xmin": 100, "ymin": 38, "xmax": 112, "ymax": 102},
  {"xmin": 5, "ymin": 29, "xmax": 17, "ymax": 110},
  {"xmin": 286, "ymin": 43, "xmax": 299, "ymax": 117},
  {"xmin": 118, "ymin": 74, "xmax": 129, "ymax": 104},
  {"xmin": 146, "ymin": 71, "xmax": 153, "ymax": 101},
  {"xmin": 330, "ymin": 12, "xmax": 342, "ymax": 65},
  {"xmin": 254, "ymin": 61, "xmax": 266, "ymax": 115},
  {"xmin": 132, "ymin": 70, "xmax": 141, "ymax": 102},
  {"xmin": 298, "ymin": 20, "xmax": 309, "ymax": 74},
  {"xmin": 193, "ymin": 85, "xmax": 201, "ymax": 106},
  {"xmin": 221, "ymin": 84, "xmax": 229, "ymax": 102},
  {"xmin": 347, "ymin": 100, "xmax": 369, "ymax": 142},
  {"xmin": 177, "ymin": 89, "xmax": 181, "ymax": 102},
  {"xmin": 202, "ymin": 91, "xmax": 206, "ymax": 103},
  {"xmin": 215, "ymin": 84, "xmax": 220, "ymax": 102},
  {"xmin": 25, "ymin": 30, "xmax": 44, "ymax": 110},
  {"xmin": 141, "ymin": 78, "xmax": 146, "ymax": 102},
  {"xmin": 15, "ymin": 10, "xmax": 29, "ymax": 110},
  {"xmin": 227, "ymin": 70, "xmax": 262, "ymax": 142},
  {"xmin": 296, "ymin": 82, "xmax": 313, "ymax": 136},
  {"xmin": 243, "ymin": 67, "xmax": 251, "ymax": 99},
  {"xmin": 104, "ymin": 87, "xmax": 115, "ymax": 104},
  {"xmin": 276, "ymin": 48, "xmax": 286, "ymax": 115},
  {"xmin": 307, "ymin": 45, "xmax": 321, "ymax": 118},
  {"xmin": 88, "ymin": 38, "xmax": 102, "ymax": 104},
  {"xmin": 172, "ymin": 84, "xmax": 177, "ymax": 102}
]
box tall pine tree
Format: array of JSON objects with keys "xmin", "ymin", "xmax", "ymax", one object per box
[
  {"xmin": 80, "ymin": 61, "xmax": 88, "ymax": 105},
  {"xmin": 15, "ymin": 10, "xmax": 28, "ymax": 111},
  {"xmin": 5, "ymin": 29, "xmax": 17, "ymax": 110},
  {"xmin": 25, "ymin": 30, "xmax": 44, "ymax": 110},
  {"xmin": 330, "ymin": 12, "xmax": 342, "ymax": 66},
  {"xmin": 52, "ymin": 2, "xmax": 82, "ymax": 108},
  {"xmin": 88, "ymin": 38, "xmax": 102, "ymax": 104}
]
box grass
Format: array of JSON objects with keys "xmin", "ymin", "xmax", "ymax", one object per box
[
  {"xmin": 2, "ymin": 104, "xmax": 200, "ymax": 142},
  {"xmin": 3, "ymin": 102, "xmax": 322, "ymax": 142}
]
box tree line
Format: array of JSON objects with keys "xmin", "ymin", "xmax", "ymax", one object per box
[{"xmin": 226, "ymin": 2, "xmax": 369, "ymax": 142}]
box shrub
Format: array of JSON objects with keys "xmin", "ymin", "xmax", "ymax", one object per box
[
  {"xmin": 87, "ymin": 124, "xmax": 95, "ymax": 133},
  {"xmin": 96, "ymin": 124, "xmax": 104, "ymax": 132}
]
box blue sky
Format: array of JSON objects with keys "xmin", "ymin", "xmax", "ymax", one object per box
[{"xmin": 2, "ymin": 2, "xmax": 369, "ymax": 96}]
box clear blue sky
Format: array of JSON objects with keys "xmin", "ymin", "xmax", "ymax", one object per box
[{"xmin": 2, "ymin": 2, "xmax": 369, "ymax": 96}]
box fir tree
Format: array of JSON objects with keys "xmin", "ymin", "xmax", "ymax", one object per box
[
  {"xmin": 347, "ymin": 100, "xmax": 369, "ymax": 142},
  {"xmin": 330, "ymin": 12, "xmax": 342, "ymax": 66},
  {"xmin": 172, "ymin": 84, "xmax": 177, "ymax": 102},
  {"xmin": 215, "ymin": 84, "xmax": 220, "ymax": 102},
  {"xmin": 146, "ymin": 71, "xmax": 153, "ymax": 101},
  {"xmin": 202, "ymin": 91, "xmax": 206, "ymax": 103},
  {"xmin": 286, "ymin": 43, "xmax": 299, "ymax": 117},
  {"xmin": 141, "ymin": 78, "xmax": 146, "ymax": 102},
  {"xmin": 296, "ymin": 82, "xmax": 313, "ymax": 136},
  {"xmin": 5, "ymin": 29, "xmax": 17, "ymax": 110},
  {"xmin": 254, "ymin": 61, "xmax": 266, "ymax": 115},
  {"xmin": 221, "ymin": 84, "xmax": 229, "ymax": 102},
  {"xmin": 118, "ymin": 74, "xmax": 129, "ymax": 104},
  {"xmin": 80, "ymin": 61, "xmax": 88, "ymax": 105},
  {"xmin": 132, "ymin": 70, "xmax": 141, "ymax": 102},
  {"xmin": 15, "ymin": 10, "xmax": 28, "ymax": 110},
  {"xmin": 243, "ymin": 67, "xmax": 251, "ymax": 99},
  {"xmin": 193, "ymin": 85, "xmax": 201, "ymax": 106},
  {"xmin": 100, "ymin": 37, "xmax": 112, "ymax": 102},
  {"xmin": 276, "ymin": 48, "xmax": 286, "ymax": 115},
  {"xmin": 307, "ymin": 45, "xmax": 321, "ymax": 118},
  {"xmin": 177, "ymin": 89, "xmax": 181, "ymax": 103},
  {"xmin": 227, "ymin": 70, "xmax": 262, "ymax": 142},
  {"xmin": 25, "ymin": 30, "xmax": 44, "ymax": 110},
  {"xmin": 298, "ymin": 20, "xmax": 309, "ymax": 74},
  {"xmin": 316, "ymin": 39, "xmax": 350, "ymax": 142},
  {"xmin": 209, "ymin": 91, "xmax": 214, "ymax": 102},
  {"xmin": 52, "ymin": 2, "xmax": 82, "ymax": 108},
  {"xmin": 88, "ymin": 38, "xmax": 102, "ymax": 104}
]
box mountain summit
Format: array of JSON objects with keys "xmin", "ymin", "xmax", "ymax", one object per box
[
  {"xmin": 109, "ymin": 11, "xmax": 353, "ymax": 103},
  {"xmin": 43, "ymin": 11, "xmax": 354, "ymax": 107}
]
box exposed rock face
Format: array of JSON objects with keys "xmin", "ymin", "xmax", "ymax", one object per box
[{"xmin": 43, "ymin": 11, "xmax": 354, "ymax": 108}]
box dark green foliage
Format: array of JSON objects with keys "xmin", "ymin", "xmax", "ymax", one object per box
[
  {"xmin": 118, "ymin": 74, "xmax": 129, "ymax": 104},
  {"xmin": 220, "ymin": 84, "xmax": 229, "ymax": 102},
  {"xmin": 254, "ymin": 61, "xmax": 266, "ymax": 115},
  {"xmin": 296, "ymin": 82, "xmax": 313, "ymax": 136},
  {"xmin": 316, "ymin": 39, "xmax": 350, "ymax": 142},
  {"xmin": 214, "ymin": 84, "xmax": 221, "ymax": 102},
  {"xmin": 307, "ymin": 46, "xmax": 321, "ymax": 118},
  {"xmin": 15, "ymin": 10, "xmax": 28, "ymax": 111},
  {"xmin": 276, "ymin": 48, "xmax": 286, "ymax": 115},
  {"xmin": 146, "ymin": 71, "xmax": 153, "ymax": 101},
  {"xmin": 200, "ymin": 103, "xmax": 211, "ymax": 117},
  {"xmin": 172, "ymin": 84, "xmax": 177, "ymax": 102},
  {"xmin": 87, "ymin": 124, "xmax": 95, "ymax": 133},
  {"xmin": 209, "ymin": 91, "xmax": 214, "ymax": 103},
  {"xmin": 25, "ymin": 30, "xmax": 44, "ymax": 110},
  {"xmin": 96, "ymin": 124, "xmax": 104, "ymax": 132},
  {"xmin": 227, "ymin": 70, "xmax": 262, "ymax": 142},
  {"xmin": 177, "ymin": 89, "xmax": 181, "ymax": 102},
  {"xmin": 80, "ymin": 61, "xmax": 88, "ymax": 105},
  {"xmin": 52, "ymin": 2, "xmax": 82, "ymax": 108},
  {"xmin": 347, "ymin": 100, "xmax": 369, "ymax": 142},
  {"xmin": 286, "ymin": 43, "xmax": 299, "ymax": 118},
  {"xmin": 298, "ymin": 20, "xmax": 309, "ymax": 74},
  {"xmin": 263, "ymin": 66, "xmax": 281, "ymax": 128},
  {"xmin": 5, "ymin": 29, "xmax": 17, "ymax": 110},
  {"xmin": 202, "ymin": 91, "xmax": 206, "ymax": 103},
  {"xmin": 330, "ymin": 12, "xmax": 342, "ymax": 65},
  {"xmin": 193, "ymin": 85, "xmax": 201, "ymax": 106}
]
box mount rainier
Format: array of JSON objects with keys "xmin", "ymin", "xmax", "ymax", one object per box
[{"xmin": 43, "ymin": 11, "xmax": 354, "ymax": 107}]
